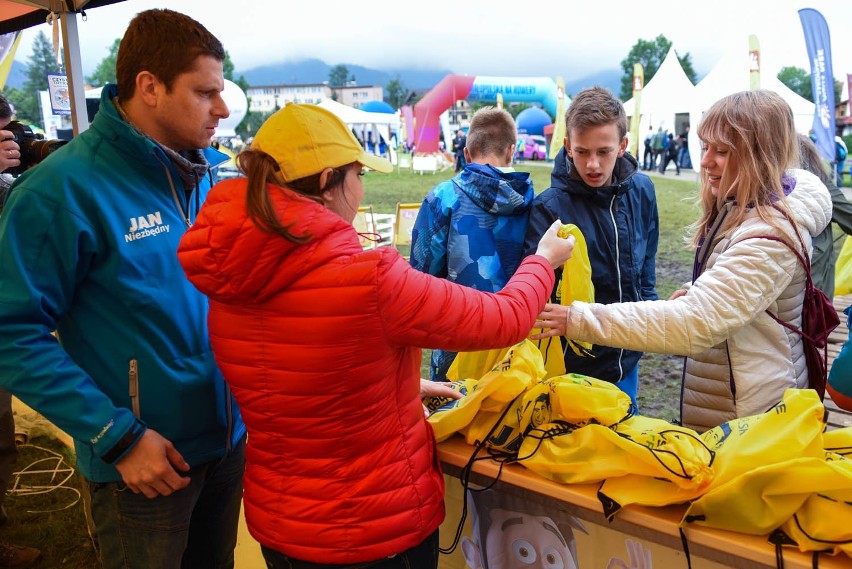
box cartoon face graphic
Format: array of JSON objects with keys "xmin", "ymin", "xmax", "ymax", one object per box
[
  {"xmin": 487, "ymin": 509, "xmax": 576, "ymax": 569},
  {"xmin": 463, "ymin": 507, "xmax": 580, "ymax": 569}
]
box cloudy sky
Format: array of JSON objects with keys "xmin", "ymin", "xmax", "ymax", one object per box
[{"xmin": 11, "ymin": 0, "xmax": 852, "ymax": 91}]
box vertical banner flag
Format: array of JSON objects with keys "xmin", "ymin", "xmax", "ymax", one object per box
[
  {"xmin": 748, "ymin": 34, "xmax": 761, "ymax": 90},
  {"xmin": 548, "ymin": 76, "xmax": 567, "ymax": 160},
  {"xmin": 628, "ymin": 63, "xmax": 644, "ymax": 158},
  {"xmin": 0, "ymin": 32, "xmax": 22, "ymax": 91},
  {"xmin": 799, "ymin": 8, "xmax": 836, "ymax": 163}
]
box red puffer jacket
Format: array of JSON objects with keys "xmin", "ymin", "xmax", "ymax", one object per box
[{"xmin": 177, "ymin": 179, "xmax": 555, "ymax": 564}]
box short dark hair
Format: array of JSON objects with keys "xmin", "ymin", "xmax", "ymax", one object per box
[
  {"xmin": 466, "ymin": 106, "xmax": 517, "ymax": 159},
  {"xmin": 0, "ymin": 94, "xmax": 12, "ymax": 121},
  {"xmin": 116, "ymin": 9, "xmax": 225, "ymax": 99},
  {"xmin": 564, "ymin": 86, "xmax": 628, "ymax": 139}
]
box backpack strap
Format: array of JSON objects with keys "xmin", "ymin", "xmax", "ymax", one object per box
[{"xmin": 743, "ymin": 234, "xmax": 820, "ymax": 344}]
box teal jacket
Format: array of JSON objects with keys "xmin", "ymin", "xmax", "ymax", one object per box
[{"xmin": 0, "ymin": 85, "xmax": 245, "ymax": 482}]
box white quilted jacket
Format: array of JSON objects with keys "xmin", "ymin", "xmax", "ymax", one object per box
[{"xmin": 565, "ymin": 169, "xmax": 832, "ymax": 431}]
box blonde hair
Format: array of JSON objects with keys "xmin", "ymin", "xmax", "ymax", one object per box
[
  {"xmin": 690, "ymin": 90, "xmax": 798, "ymax": 247},
  {"xmin": 465, "ymin": 106, "xmax": 517, "ymax": 159}
]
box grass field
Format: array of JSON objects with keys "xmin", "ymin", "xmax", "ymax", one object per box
[
  {"xmin": 1, "ymin": 162, "xmax": 702, "ymax": 567},
  {"xmin": 1, "ymin": 437, "xmax": 97, "ymax": 568}
]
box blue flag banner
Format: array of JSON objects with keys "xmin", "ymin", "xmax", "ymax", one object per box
[{"xmin": 798, "ymin": 8, "xmax": 836, "ymax": 162}]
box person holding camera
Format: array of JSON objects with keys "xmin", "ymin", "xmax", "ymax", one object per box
[
  {"xmin": 0, "ymin": 96, "xmax": 20, "ymax": 210},
  {"xmin": 0, "ymin": 10, "xmax": 245, "ymax": 569},
  {"xmin": 0, "ymin": 94, "xmax": 41, "ymax": 569}
]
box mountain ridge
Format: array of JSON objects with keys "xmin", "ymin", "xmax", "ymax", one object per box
[
  {"xmin": 3, "ymin": 57, "xmax": 624, "ymax": 108},
  {"xmin": 235, "ymin": 58, "xmax": 623, "ymax": 99}
]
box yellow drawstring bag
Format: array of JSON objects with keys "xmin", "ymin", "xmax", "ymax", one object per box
[
  {"xmin": 426, "ymin": 341, "xmax": 542, "ymax": 443},
  {"xmin": 445, "ymin": 347, "xmax": 506, "ymax": 384},
  {"xmin": 532, "ymin": 224, "xmax": 595, "ymax": 378},
  {"xmin": 773, "ymin": 453, "xmax": 852, "ymax": 557},
  {"xmin": 835, "ymin": 234, "xmax": 852, "ymax": 296},
  {"xmin": 696, "ymin": 388, "xmax": 826, "ymax": 490},
  {"xmin": 771, "ymin": 428, "xmax": 852, "ymax": 558},
  {"xmin": 679, "ymin": 389, "xmax": 828, "ymax": 535},
  {"xmin": 468, "ymin": 372, "xmax": 631, "ymax": 458},
  {"xmin": 596, "ymin": 416, "xmax": 716, "ymax": 517},
  {"xmin": 458, "ymin": 340, "xmax": 547, "ymax": 454},
  {"xmin": 515, "ymin": 377, "xmax": 714, "ymax": 489}
]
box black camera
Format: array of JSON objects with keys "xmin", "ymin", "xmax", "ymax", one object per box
[{"xmin": 4, "ymin": 120, "xmax": 68, "ymax": 176}]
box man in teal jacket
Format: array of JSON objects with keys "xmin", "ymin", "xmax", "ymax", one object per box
[{"xmin": 0, "ymin": 9, "xmax": 245, "ymax": 569}]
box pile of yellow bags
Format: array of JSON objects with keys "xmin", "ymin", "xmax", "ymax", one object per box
[{"xmin": 425, "ymin": 343, "xmax": 852, "ymax": 559}]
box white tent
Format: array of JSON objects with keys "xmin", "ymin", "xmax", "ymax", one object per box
[
  {"xmin": 623, "ymin": 47, "xmax": 697, "ymax": 151},
  {"xmin": 317, "ymin": 99, "xmax": 399, "ymax": 140},
  {"xmin": 691, "ymin": 44, "xmax": 816, "ymax": 168},
  {"xmin": 214, "ymin": 80, "xmax": 248, "ymax": 139}
]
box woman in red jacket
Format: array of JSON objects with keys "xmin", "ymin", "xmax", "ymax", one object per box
[{"xmin": 177, "ymin": 103, "xmax": 574, "ymax": 569}]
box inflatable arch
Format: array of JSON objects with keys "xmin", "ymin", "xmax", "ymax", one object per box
[{"xmin": 413, "ymin": 74, "xmax": 561, "ymax": 154}]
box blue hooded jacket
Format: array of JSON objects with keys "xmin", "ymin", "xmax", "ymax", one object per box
[
  {"xmin": 0, "ymin": 86, "xmax": 245, "ymax": 482},
  {"xmin": 410, "ymin": 162, "xmax": 534, "ymax": 380},
  {"xmin": 523, "ymin": 147, "xmax": 659, "ymax": 382}
]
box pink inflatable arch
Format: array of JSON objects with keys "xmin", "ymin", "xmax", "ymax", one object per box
[{"xmin": 413, "ymin": 74, "xmax": 559, "ymax": 154}]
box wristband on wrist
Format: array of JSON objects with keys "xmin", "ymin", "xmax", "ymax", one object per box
[{"xmin": 102, "ymin": 418, "xmax": 146, "ymax": 464}]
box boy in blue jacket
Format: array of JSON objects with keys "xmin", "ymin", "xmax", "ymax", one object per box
[
  {"xmin": 0, "ymin": 10, "xmax": 245, "ymax": 569},
  {"xmin": 523, "ymin": 87, "xmax": 659, "ymax": 408},
  {"xmin": 411, "ymin": 106, "xmax": 534, "ymax": 381}
]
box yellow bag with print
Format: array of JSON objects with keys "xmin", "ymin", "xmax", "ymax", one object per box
[
  {"xmin": 466, "ymin": 372, "xmax": 631, "ymax": 458},
  {"xmin": 532, "ymin": 224, "xmax": 595, "ymax": 378},
  {"xmin": 835, "ymin": 234, "xmax": 852, "ymax": 296},
  {"xmin": 425, "ymin": 341, "xmax": 542, "ymax": 443},
  {"xmin": 458, "ymin": 340, "xmax": 547, "ymax": 454},
  {"xmin": 516, "ymin": 377, "xmax": 714, "ymax": 488},
  {"xmin": 445, "ymin": 347, "xmax": 505, "ymax": 384},
  {"xmin": 680, "ymin": 389, "xmax": 828, "ymax": 535}
]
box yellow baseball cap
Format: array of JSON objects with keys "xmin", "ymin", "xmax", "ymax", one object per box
[{"xmin": 251, "ymin": 102, "xmax": 393, "ymax": 182}]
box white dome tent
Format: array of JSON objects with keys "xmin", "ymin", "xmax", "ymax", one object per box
[{"xmin": 214, "ymin": 80, "xmax": 249, "ymax": 139}]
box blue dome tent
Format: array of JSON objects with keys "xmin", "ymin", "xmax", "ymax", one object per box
[
  {"xmin": 360, "ymin": 100, "xmax": 396, "ymax": 114},
  {"xmin": 516, "ymin": 107, "xmax": 553, "ymax": 135}
]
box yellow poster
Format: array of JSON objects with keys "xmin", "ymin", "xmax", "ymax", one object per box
[
  {"xmin": 548, "ymin": 77, "xmax": 566, "ymax": 160},
  {"xmin": 749, "ymin": 34, "xmax": 761, "ymax": 90},
  {"xmin": 628, "ymin": 63, "xmax": 644, "ymax": 159}
]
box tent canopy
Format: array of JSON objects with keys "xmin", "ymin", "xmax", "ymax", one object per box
[
  {"xmin": 317, "ymin": 98, "xmax": 399, "ymax": 127},
  {"xmin": 622, "ymin": 41, "xmax": 818, "ymax": 168},
  {"xmin": 623, "ymin": 47, "xmax": 696, "ymax": 123},
  {"xmin": 317, "ymin": 98, "xmax": 399, "ymax": 145},
  {"xmin": 693, "ymin": 45, "xmax": 815, "ymax": 130},
  {"xmin": 0, "ymin": 1, "xmax": 129, "ymax": 135},
  {"xmin": 0, "ymin": 1, "xmax": 125, "ymax": 34}
]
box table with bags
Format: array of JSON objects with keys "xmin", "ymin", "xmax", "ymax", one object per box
[{"xmin": 427, "ymin": 340, "xmax": 852, "ymax": 569}]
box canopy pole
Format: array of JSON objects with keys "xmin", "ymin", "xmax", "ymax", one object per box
[{"xmin": 59, "ymin": 9, "xmax": 88, "ymax": 135}]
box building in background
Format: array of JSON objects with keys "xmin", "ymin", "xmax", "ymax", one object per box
[{"xmin": 246, "ymin": 83, "xmax": 383, "ymax": 112}]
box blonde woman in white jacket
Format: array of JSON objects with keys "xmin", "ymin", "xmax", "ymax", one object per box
[{"xmin": 533, "ymin": 90, "xmax": 832, "ymax": 432}]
